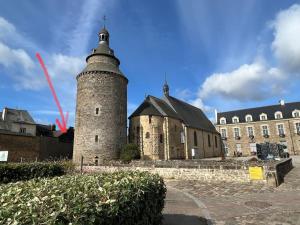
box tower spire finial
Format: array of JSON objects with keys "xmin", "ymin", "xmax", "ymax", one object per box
[
  {"xmin": 103, "ymin": 15, "xmax": 106, "ymax": 28},
  {"xmin": 163, "ymin": 73, "xmax": 169, "ymax": 96},
  {"xmin": 164, "ymin": 72, "xmax": 167, "ymax": 84}
]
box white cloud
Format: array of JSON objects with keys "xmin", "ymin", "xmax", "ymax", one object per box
[
  {"xmin": 272, "ymin": 4, "xmax": 300, "ymax": 73},
  {"xmin": 189, "ymin": 98, "xmax": 212, "ymax": 113},
  {"xmin": 175, "ymin": 88, "xmax": 193, "ymax": 101},
  {"xmin": 67, "ymin": 0, "xmax": 109, "ymax": 56},
  {"xmin": 0, "ymin": 17, "xmax": 16, "ymax": 40},
  {"xmin": 199, "ymin": 60, "xmax": 285, "ymax": 101},
  {"xmin": 0, "ymin": 42, "xmax": 35, "ymax": 70},
  {"xmin": 48, "ymin": 54, "xmax": 85, "ymax": 80}
]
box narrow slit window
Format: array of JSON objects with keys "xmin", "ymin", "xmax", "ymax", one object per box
[
  {"xmin": 95, "ymin": 108, "xmax": 99, "ymax": 115},
  {"xmin": 95, "ymin": 135, "xmax": 98, "ymax": 142}
]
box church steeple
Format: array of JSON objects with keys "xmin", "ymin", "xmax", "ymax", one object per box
[{"xmin": 163, "ymin": 76, "xmax": 169, "ymax": 96}]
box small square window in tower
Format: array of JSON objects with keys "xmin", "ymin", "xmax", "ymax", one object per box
[{"xmin": 95, "ymin": 108, "xmax": 99, "ymax": 115}]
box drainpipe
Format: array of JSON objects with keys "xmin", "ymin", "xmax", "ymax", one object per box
[
  {"xmin": 184, "ymin": 126, "xmax": 189, "ymax": 159},
  {"xmin": 287, "ymin": 119, "xmax": 296, "ymax": 155}
]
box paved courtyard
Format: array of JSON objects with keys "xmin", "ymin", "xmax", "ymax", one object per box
[{"xmin": 163, "ymin": 156, "xmax": 300, "ymax": 225}]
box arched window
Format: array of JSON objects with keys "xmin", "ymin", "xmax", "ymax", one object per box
[
  {"xmin": 245, "ymin": 114, "xmax": 252, "ymax": 122},
  {"xmin": 274, "ymin": 111, "xmax": 283, "ymax": 119},
  {"xmin": 194, "ymin": 131, "xmax": 198, "ymax": 146},
  {"xmin": 232, "ymin": 116, "xmax": 239, "ymax": 123},
  {"xmin": 293, "ymin": 110, "xmax": 300, "ymax": 118},
  {"xmin": 260, "ymin": 113, "xmax": 267, "ymax": 121},
  {"xmin": 220, "ymin": 117, "xmax": 226, "ymax": 124},
  {"xmin": 145, "ymin": 132, "xmax": 150, "ymax": 139}
]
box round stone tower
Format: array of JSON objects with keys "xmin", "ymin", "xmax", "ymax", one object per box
[{"xmin": 73, "ymin": 26, "xmax": 128, "ymax": 164}]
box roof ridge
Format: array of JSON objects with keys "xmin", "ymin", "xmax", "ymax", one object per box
[{"xmin": 219, "ymin": 101, "xmax": 300, "ymax": 114}]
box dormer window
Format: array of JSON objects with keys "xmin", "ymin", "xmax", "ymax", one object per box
[
  {"xmin": 260, "ymin": 113, "xmax": 267, "ymax": 121},
  {"xmin": 220, "ymin": 117, "xmax": 226, "ymax": 124},
  {"xmin": 245, "ymin": 115, "xmax": 252, "ymax": 122},
  {"xmin": 275, "ymin": 111, "xmax": 282, "ymax": 119},
  {"xmin": 232, "ymin": 116, "xmax": 239, "ymax": 123},
  {"xmin": 293, "ymin": 110, "xmax": 300, "ymax": 118}
]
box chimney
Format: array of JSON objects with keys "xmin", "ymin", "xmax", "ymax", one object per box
[
  {"xmin": 214, "ymin": 109, "xmax": 218, "ymax": 124},
  {"xmin": 51, "ymin": 124, "xmax": 56, "ymax": 131},
  {"xmin": 279, "ymin": 99, "xmax": 285, "ymax": 106},
  {"xmin": 2, "ymin": 108, "xmax": 7, "ymax": 120}
]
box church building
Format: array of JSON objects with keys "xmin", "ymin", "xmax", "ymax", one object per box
[{"xmin": 129, "ymin": 82, "xmax": 222, "ymax": 160}]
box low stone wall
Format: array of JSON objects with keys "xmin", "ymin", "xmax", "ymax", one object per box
[
  {"xmin": 80, "ymin": 159, "xmax": 293, "ymax": 186},
  {"xmin": 82, "ymin": 166, "xmax": 252, "ymax": 184}
]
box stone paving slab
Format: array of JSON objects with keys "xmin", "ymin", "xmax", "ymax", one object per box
[
  {"xmin": 163, "ymin": 186, "xmax": 211, "ymax": 225},
  {"xmin": 165, "ymin": 156, "xmax": 300, "ymax": 225}
]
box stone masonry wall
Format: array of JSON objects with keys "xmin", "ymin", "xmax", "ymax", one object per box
[
  {"xmin": 74, "ymin": 71, "xmax": 127, "ymax": 164},
  {"xmin": 217, "ymin": 118, "xmax": 300, "ymax": 156},
  {"xmin": 82, "ymin": 165, "xmax": 251, "ymax": 183}
]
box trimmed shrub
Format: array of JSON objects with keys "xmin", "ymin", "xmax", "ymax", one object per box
[
  {"xmin": 0, "ymin": 161, "xmax": 73, "ymax": 183},
  {"xmin": 120, "ymin": 143, "xmax": 140, "ymax": 162},
  {"xmin": 0, "ymin": 171, "xmax": 166, "ymax": 225}
]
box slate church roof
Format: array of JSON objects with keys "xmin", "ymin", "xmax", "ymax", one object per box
[
  {"xmin": 217, "ymin": 101, "xmax": 300, "ymax": 124},
  {"xmin": 129, "ymin": 93, "xmax": 217, "ymax": 133}
]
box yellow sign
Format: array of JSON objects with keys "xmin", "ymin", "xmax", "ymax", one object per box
[{"xmin": 249, "ymin": 166, "xmax": 264, "ymax": 180}]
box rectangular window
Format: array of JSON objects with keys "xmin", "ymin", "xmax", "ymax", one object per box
[
  {"xmin": 277, "ymin": 124, "xmax": 285, "ymax": 135},
  {"xmin": 261, "ymin": 115, "xmax": 267, "ymax": 120},
  {"xmin": 148, "ymin": 115, "xmax": 152, "ymax": 124},
  {"xmin": 215, "ymin": 136, "xmax": 218, "ymax": 148},
  {"xmin": 250, "ymin": 143, "xmax": 257, "ymax": 153},
  {"xmin": 208, "ymin": 134, "xmax": 211, "ymax": 147},
  {"xmin": 233, "ymin": 118, "xmax": 238, "ymax": 123},
  {"xmin": 262, "ymin": 125, "xmax": 269, "ymax": 135},
  {"xmin": 221, "ymin": 129, "xmax": 227, "ymax": 138},
  {"xmin": 236, "ymin": 144, "xmax": 242, "ymax": 153},
  {"xmin": 234, "ymin": 128, "xmax": 240, "ymax": 137},
  {"xmin": 180, "ymin": 132, "xmax": 185, "ymax": 143},
  {"xmin": 247, "ymin": 127, "xmax": 254, "ymax": 136},
  {"xmin": 295, "ymin": 123, "xmax": 300, "ymax": 133},
  {"xmin": 223, "ymin": 142, "xmax": 229, "ymax": 155},
  {"xmin": 276, "ymin": 114, "xmax": 281, "ymax": 119},
  {"xmin": 95, "ymin": 108, "xmax": 99, "ymax": 115},
  {"xmin": 95, "ymin": 135, "xmax": 98, "ymax": 143},
  {"xmin": 20, "ymin": 128, "xmax": 26, "ymax": 133}
]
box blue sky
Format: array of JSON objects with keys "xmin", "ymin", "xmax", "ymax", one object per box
[{"xmin": 1, "ymin": 0, "xmax": 300, "ymax": 127}]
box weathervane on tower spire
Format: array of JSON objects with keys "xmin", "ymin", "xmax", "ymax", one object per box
[
  {"xmin": 103, "ymin": 15, "xmax": 107, "ymax": 28},
  {"xmin": 163, "ymin": 72, "xmax": 169, "ymax": 96}
]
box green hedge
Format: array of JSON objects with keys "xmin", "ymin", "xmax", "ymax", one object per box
[
  {"xmin": 0, "ymin": 171, "xmax": 166, "ymax": 225},
  {"xmin": 0, "ymin": 161, "xmax": 73, "ymax": 183},
  {"xmin": 120, "ymin": 143, "xmax": 140, "ymax": 162}
]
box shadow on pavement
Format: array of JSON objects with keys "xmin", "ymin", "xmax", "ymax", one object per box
[{"xmin": 163, "ymin": 214, "xmax": 211, "ymax": 225}]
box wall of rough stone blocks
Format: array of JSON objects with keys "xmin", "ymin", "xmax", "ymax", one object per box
[
  {"xmin": 130, "ymin": 115, "xmax": 222, "ymax": 160},
  {"xmin": 82, "ymin": 165, "xmax": 252, "ymax": 183},
  {"xmin": 74, "ymin": 71, "xmax": 127, "ymax": 164}
]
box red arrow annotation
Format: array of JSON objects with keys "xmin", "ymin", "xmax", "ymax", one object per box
[{"xmin": 36, "ymin": 53, "xmax": 68, "ymax": 133}]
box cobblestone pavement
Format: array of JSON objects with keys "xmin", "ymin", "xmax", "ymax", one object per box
[{"xmin": 165, "ymin": 156, "xmax": 300, "ymax": 225}]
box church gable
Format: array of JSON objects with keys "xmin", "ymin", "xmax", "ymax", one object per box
[{"xmin": 129, "ymin": 99, "xmax": 163, "ymax": 118}]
